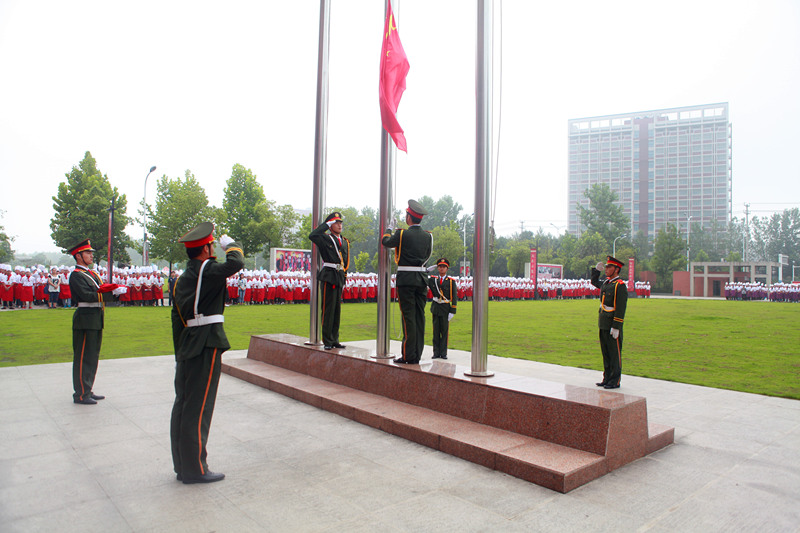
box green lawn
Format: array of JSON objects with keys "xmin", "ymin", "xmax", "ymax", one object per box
[{"xmin": 2, "ymin": 299, "xmax": 799, "ymax": 399}]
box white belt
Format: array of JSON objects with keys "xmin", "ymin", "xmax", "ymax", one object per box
[
  {"xmin": 601, "ymin": 305, "xmax": 615, "ymax": 312},
  {"xmin": 77, "ymin": 302, "xmax": 102, "ymax": 308},
  {"xmin": 322, "ymin": 262, "xmax": 343, "ymax": 271},
  {"xmin": 186, "ymin": 314, "xmax": 225, "ymax": 327},
  {"xmin": 397, "ymin": 266, "xmax": 426, "ymax": 272},
  {"xmin": 432, "ymin": 297, "xmax": 449, "ymax": 304}
]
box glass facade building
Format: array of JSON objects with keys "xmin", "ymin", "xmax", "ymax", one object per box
[{"xmin": 567, "ymin": 103, "xmax": 732, "ymax": 241}]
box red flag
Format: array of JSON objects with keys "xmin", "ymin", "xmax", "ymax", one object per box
[{"xmin": 379, "ymin": 0, "xmax": 409, "ymax": 152}]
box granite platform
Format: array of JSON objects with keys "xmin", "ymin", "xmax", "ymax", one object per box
[{"xmin": 222, "ymin": 334, "xmax": 673, "ymax": 492}]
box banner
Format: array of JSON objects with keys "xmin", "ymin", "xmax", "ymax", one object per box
[
  {"xmin": 628, "ymin": 257, "xmax": 635, "ymax": 291},
  {"xmin": 530, "ymin": 248, "xmax": 538, "ymax": 281},
  {"xmin": 537, "ymin": 264, "xmax": 564, "ymax": 280},
  {"xmin": 270, "ymin": 248, "xmax": 312, "ymax": 273}
]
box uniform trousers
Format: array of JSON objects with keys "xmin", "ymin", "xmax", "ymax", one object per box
[
  {"xmin": 320, "ymin": 280, "xmax": 343, "ymax": 346},
  {"xmin": 398, "ymin": 285, "xmax": 427, "ymax": 363},
  {"xmin": 73, "ymin": 329, "xmax": 102, "ymax": 401},
  {"xmin": 431, "ymin": 313, "xmax": 449, "ymax": 358},
  {"xmin": 171, "ymin": 347, "xmax": 222, "ymax": 477},
  {"xmin": 598, "ymin": 328, "xmax": 623, "ymax": 386}
]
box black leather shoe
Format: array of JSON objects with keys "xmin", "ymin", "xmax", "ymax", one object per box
[
  {"xmin": 333, "ymin": 343, "xmax": 346, "ymax": 349},
  {"xmin": 595, "ymin": 382, "xmax": 606, "ymax": 387},
  {"xmin": 432, "ymin": 355, "xmax": 440, "ymax": 359},
  {"xmin": 394, "ymin": 357, "xmax": 407, "ymax": 364},
  {"xmin": 90, "ymin": 393, "xmax": 105, "ymax": 400},
  {"xmin": 176, "ymin": 473, "xmax": 182, "ymax": 481},
  {"xmin": 440, "ymin": 356, "xmax": 448, "ymax": 360},
  {"xmin": 323, "ymin": 345, "xmax": 334, "ymax": 350},
  {"xmin": 74, "ymin": 396, "xmax": 97, "ymax": 405},
  {"xmin": 182, "ymin": 471, "xmax": 225, "ymax": 484},
  {"xmin": 604, "ymin": 383, "xmax": 620, "ymax": 389}
]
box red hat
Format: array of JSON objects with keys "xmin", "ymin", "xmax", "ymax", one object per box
[
  {"xmin": 178, "ymin": 222, "xmax": 215, "ymax": 248},
  {"xmin": 67, "ymin": 239, "xmax": 95, "ymax": 256},
  {"xmin": 605, "ymin": 256, "xmax": 624, "ymax": 269}
]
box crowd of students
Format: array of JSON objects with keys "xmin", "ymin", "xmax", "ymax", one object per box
[{"xmin": 724, "ymin": 281, "xmax": 800, "ymax": 302}]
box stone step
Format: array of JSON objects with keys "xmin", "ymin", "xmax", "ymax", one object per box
[{"xmin": 224, "ymin": 356, "xmax": 608, "ymax": 493}]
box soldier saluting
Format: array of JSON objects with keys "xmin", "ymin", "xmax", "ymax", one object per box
[
  {"xmin": 589, "ymin": 256, "xmax": 628, "ymax": 389},
  {"xmin": 309, "ymin": 211, "xmax": 350, "ymax": 350},
  {"xmin": 428, "ymin": 257, "xmax": 458, "ymax": 360},
  {"xmin": 170, "ymin": 222, "xmax": 244, "ymax": 484}
]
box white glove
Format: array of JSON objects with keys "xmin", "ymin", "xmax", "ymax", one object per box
[
  {"xmin": 595, "ymin": 262, "xmax": 604, "ymax": 271},
  {"xmin": 610, "ymin": 328, "xmax": 619, "ymax": 339},
  {"xmin": 386, "ymin": 221, "xmax": 395, "ymax": 232},
  {"xmin": 426, "ymin": 264, "xmax": 438, "ymax": 273},
  {"xmin": 219, "ymin": 235, "xmax": 234, "ymax": 250},
  {"xmin": 448, "ymin": 313, "xmax": 455, "ymax": 322},
  {"xmin": 112, "ymin": 286, "xmax": 128, "ymax": 296},
  {"xmin": 326, "ymin": 219, "xmax": 336, "ymax": 228}
]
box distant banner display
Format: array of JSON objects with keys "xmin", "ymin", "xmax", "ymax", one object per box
[
  {"xmin": 270, "ymin": 248, "xmax": 312, "ymax": 273},
  {"xmin": 537, "ymin": 263, "xmax": 563, "ymax": 279},
  {"xmin": 628, "ymin": 258, "xmax": 635, "ymax": 291},
  {"xmin": 529, "ymin": 248, "xmax": 538, "ymax": 281}
]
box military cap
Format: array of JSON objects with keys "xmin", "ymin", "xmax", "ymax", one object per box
[
  {"xmin": 605, "ymin": 256, "xmax": 624, "ymax": 269},
  {"xmin": 406, "ymin": 199, "xmax": 428, "ymax": 219},
  {"xmin": 67, "ymin": 239, "xmax": 95, "ymax": 256},
  {"xmin": 436, "ymin": 257, "xmax": 450, "ymax": 267},
  {"xmin": 178, "ymin": 222, "xmax": 215, "ymax": 248},
  {"xmin": 325, "ymin": 212, "xmax": 343, "ymax": 223}
]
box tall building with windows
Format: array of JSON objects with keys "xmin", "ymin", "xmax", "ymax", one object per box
[{"xmin": 567, "ymin": 103, "xmax": 732, "ymax": 242}]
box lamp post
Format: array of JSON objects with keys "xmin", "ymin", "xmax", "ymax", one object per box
[
  {"xmin": 613, "ymin": 234, "xmax": 626, "ymax": 257},
  {"xmin": 143, "ymin": 165, "xmax": 157, "ymax": 266},
  {"xmin": 685, "ymin": 213, "xmax": 692, "ymax": 271},
  {"xmin": 550, "ymin": 223, "xmax": 565, "ymax": 235},
  {"xmin": 462, "ymin": 213, "xmax": 473, "ymax": 276}
]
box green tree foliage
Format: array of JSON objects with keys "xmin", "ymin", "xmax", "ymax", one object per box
[
  {"xmin": 353, "ymin": 251, "xmax": 371, "ymax": 273},
  {"xmin": 145, "ymin": 171, "xmax": 217, "ymax": 267},
  {"xmin": 221, "ymin": 164, "xmax": 272, "ymax": 257},
  {"xmin": 416, "ymin": 195, "xmax": 463, "ymax": 231},
  {"xmin": 50, "ymin": 151, "xmax": 131, "ymax": 263},
  {"xmin": 430, "ymin": 225, "xmax": 464, "ymax": 271},
  {"xmin": 0, "ymin": 212, "xmax": 14, "ymax": 263},
  {"xmin": 576, "ymin": 183, "xmax": 629, "ymax": 245},
  {"xmin": 750, "ymin": 208, "xmax": 800, "ymax": 277},
  {"xmin": 651, "ymin": 224, "xmax": 686, "ymax": 290}
]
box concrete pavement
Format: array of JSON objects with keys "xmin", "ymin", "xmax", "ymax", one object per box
[{"xmin": 1, "ymin": 342, "xmax": 798, "ymax": 532}]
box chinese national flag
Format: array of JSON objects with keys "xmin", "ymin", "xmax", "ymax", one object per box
[{"xmin": 379, "ymin": 0, "xmax": 409, "ymax": 152}]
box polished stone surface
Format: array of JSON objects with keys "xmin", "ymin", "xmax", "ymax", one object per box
[
  {"xmin": 1, "ymin": 346, "xmax": 799, "ymax": 531},
  {"xmin": 231, "ymin": 334, "xmax": 673, "ymax": 491}
]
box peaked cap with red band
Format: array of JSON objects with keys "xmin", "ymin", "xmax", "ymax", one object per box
[
  {"xmin": 605, "ymin": 256, "xmax": 624, "ymax": 269},
  {"xmin": 178, "ymin": 222, "xmax": 215, "ymax": 248},
  {"xmin": 436, "ymin": 257, "xmax": 450, "ymax": 267},
  {"xmin": 325, "ymin": 212, "xmax": 343, "ymax": 224},
  {"xmin": 406, "ymin": 199, "xmax": 428, "ymax": 219},
  {"xmin": 67, "ymin": 239, "xmax": 95, "ymax": 256}
]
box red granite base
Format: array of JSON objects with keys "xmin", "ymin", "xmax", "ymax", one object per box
[{"xmin": 221, "ymin": 334, "xmax": 674, "ymax": 492}]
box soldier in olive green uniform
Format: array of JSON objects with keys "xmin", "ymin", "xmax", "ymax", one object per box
[
  {"xmin": 428, "ymin": 258, "xmax": 458, "ymax": 360},
  {"xmin": 171, "ymin": 223, "xmax": 244, "ymax": 484},
  {"xmin": 589, "ymin": 256, "xmax": 628, "ymax": 389},
  {"xmin": 309, "ymin": 211, "xmax": 350, "ymax": 350},
  {"xmin": 381, "ymin": 200, "xmax": 433, "ymax": 364}
]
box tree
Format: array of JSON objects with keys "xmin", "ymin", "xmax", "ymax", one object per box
[
  {"xmin": 145, "ymin": 170, "xmax": 217, "ymax": 268},
  {"xmin": 750, "ymin": 208, "xmax": 800, "ymax": 277},
  {"xmin": 416, "ymin": 195, "xmax": 463, "ymax": 231},
  {"xmin": 50, "ymin": 152, "xmax": 132, "ymax": 263},
  {"xmin": 221, "ymin": 164, "xmax": 271, "ymax": 257},
  {"xmin": 0, "ymin": 212, "xmax": 13, "ymax": 263},
  {"xmin": 651, "ymin": 224, "xmax": 686, "ymax": 291},
  {"xmin": 430, "ymin": 225, "xmax": 464, "ymax": 272},
  {"xmin": 576, "ymin": 183, "xmax": 629, "ymax": 245},
  {"xmin": 353, "ymin": 251, "xmax": 371, "ymax": 272}
]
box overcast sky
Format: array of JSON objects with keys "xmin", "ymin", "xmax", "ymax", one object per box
[{"xmin": 1, "ymin": 0, "xmax": 798, "ymax": 255}]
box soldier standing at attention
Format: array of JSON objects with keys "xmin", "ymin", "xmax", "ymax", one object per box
[
  {"xmin": 68, "ymin": 239, "xmax": 127, "ymax": 404},
  {"xmin": 381, "ymin": 199, "xmax": 433, "ymax": 364},
  {"xmin": 309, "ymin": 211, "xmax": 350, "ymax": 350},
  {"xmin": 171, "ymin": 223, "xmax": 243, "ymax": 484},
  {"xmin": 428, "ymin": 257, "xmax": 458, "ymax": 360},
  {"xmin": 589, "ymin": 256, "xmax": 628, "ymax": 389}
]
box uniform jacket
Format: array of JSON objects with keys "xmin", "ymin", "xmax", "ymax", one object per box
[
  {"xmin": 70, "ymin": 265, "xmax": 105, "ymax": 330},
  {"xmin": 171, "ymin": 244, "xmax": 244, "ymax": 361},
  {"xmin": 428, "ymin": 275, "xmax": 458, "ymax": 316},
  {"xmin": 381, "ymin": 226, "xmax": 432, "ymax": 288},
  {"xmin": 590, "ymin": 268, "xmax": 627, "ymax": 331},
  {"xmin": 309, "ymin": 223, "xmax": 350, "ymax": 286}
]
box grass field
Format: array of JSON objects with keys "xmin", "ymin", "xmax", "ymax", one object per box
[{"xmin": 1, "ymin": 299, "xmax": 799, "ymax": 399}]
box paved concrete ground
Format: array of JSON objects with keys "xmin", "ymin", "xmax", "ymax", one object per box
[{"xmin": 1, "ymin": 341, "xmax": 798, "ymax": 532}]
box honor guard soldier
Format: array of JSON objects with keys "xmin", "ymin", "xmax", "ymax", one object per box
[
  {"xmin": 170, "ymin": 223, "xmax": 244, "ymax": 484},
  {"xmin": 67, "ymin": 239, "xmax": 127, "ymax": 404},
  {"xmin": 381, "ymin": 199, "xmax": 433, "ymax": 364},
  {"xmin": 590, "ymin": 256, "xmax": 628, "ymax": 389},
  {"xmin": 428, "ymin": 258, "xmax": 458, "ymax": 360},
  {"xmin": 309, "ymin": 211, "xmax": 350, "ymax": 350}
]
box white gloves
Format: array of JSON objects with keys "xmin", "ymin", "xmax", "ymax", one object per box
[
  {"xmin": 448, "ymin": 313, "xmax": 455, "ymax": 322},
  {"xmin": 426, "ymin": 264, "xmax": 438, "ymax": 273},
  {"xmin": 326, "ymin": 219, "xmax": 336, "ymax": 228},
  {"xmin": 610, "ymin": 328, "xmax": 619, "ymax": 339},
  {"xmin": 112, "ymin": 286, "xmax": 128, "ymax": 296},
  {"xmin": 596, "ymin": 262, "xmax": 604, "ymax": 271},
  {"xmin": 219, "ymin": 235, "xmax": 234, "ymax": 250}
]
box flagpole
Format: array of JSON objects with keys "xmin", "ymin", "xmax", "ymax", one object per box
[
  {"xmin": 376, "ymin": 0, "xmax": 396, "ymax": 359},
  {"xmin": 308, "ymin": 0, "xmax": 331, "ymax": 346},
  {"xmin": 466, "ymin": 0, "xmax": 494, "ymax": 377}
]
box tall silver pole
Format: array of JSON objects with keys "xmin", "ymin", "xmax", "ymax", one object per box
[
  {"xmin": 308, "ymin": 0, "xmax": 331, "ymax": 346},
  {"xmin": 376, "ymin": 129, "xmax": 395, "ymax": 358},
  {"xmin": 467, "ymin": 0, "xmax": 494, "ymax": 377}
]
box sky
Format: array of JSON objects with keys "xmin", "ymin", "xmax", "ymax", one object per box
[{"xmin": 1, "ymin": 0, "xmax": 799, "ymax": 255}]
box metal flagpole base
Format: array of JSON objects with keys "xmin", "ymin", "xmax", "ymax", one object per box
[
  {"xmin": 304, "ymin": 341, "xmax": 324, "ymax": 346},
  {"xmin": 464, "ymin": 370, "xmax": 495, "ymax": 377},
  {"xmin": 371, "ymin": 354, "xmax": 396, "ymax": 360}
]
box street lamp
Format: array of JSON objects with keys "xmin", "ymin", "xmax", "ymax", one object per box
[
  {"xmin": 550, "ymin": 223, "xmax": 565, "ymax": 235},
  {"xmin": 685, "ymin": 213, "xmax": 692, "ymax": 271},
  {"xmin": 143, "ymin": 165, "xmax": 157, "ymax": 266},
  {"xmin": 462, "ymin": 213, "xmax": 473, "ymax": 276},
  {"xmin": 613, "ymin": 234, "xmax": 626, "ymax": 257}
]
